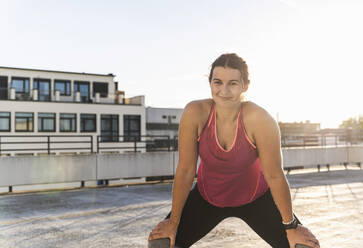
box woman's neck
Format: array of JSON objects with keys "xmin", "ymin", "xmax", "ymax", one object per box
[{"xmin": 214, "ymin": 102, "xmax": 242, "ymax": 123}]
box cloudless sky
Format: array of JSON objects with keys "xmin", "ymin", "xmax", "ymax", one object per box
[{"xmin": 1, "ymin": 0, "xmax": 362, "ymax": 128}]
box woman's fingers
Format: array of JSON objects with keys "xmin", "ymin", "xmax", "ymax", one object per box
[
  {"xmin": 310, "ymin": 238, "xmax": 320, "ymax": 247},
  {"xmin": 148, "ymin": 231, "xmax": 165, "ymax": 241},
  {"xmin": 300, "ymin": 239, "xmax": 319, "ymax": 248},
  {"xmin": 169, "ymin": 236, "xmax": 175, "ymax": 248}
]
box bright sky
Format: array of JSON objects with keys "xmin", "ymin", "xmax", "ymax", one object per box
[{"xmin": 1, "ymin": 0, "xmax": 362, "ymax": 128}]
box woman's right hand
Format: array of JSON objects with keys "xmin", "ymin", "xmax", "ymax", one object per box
[{"xmin": 148, "ymin": 218, "xmax": 179, "ymax": 248}]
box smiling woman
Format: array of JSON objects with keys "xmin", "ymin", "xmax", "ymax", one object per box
[{"xmin": 148, "ymin": 53, "xmax": 320, "ymax": 248}]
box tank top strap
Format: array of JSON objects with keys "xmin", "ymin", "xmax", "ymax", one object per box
[
  {"xmin": 207, "ymin": 101, "xmax": 215, "ymax": 128},
  {"xmin": 197, "ymin": 101, "xmax": 215, "ymax": 142}
]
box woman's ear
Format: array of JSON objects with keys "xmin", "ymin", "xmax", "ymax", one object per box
[{"xmin": 242, "ymin": 81, "xmax": 249, "ymax": 92}]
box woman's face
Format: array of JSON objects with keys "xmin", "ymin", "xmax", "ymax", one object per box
[{"xmin": 209, "ymin": 66, "xmax": 247, "ymax": 106}]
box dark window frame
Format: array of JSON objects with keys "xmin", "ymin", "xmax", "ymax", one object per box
[
  {"xmin": 33, "ymin": 78, "xmax": 51, "ymax": 101},
  {"xmin": 93, "ymin": 82, "xmax": 108, "ymax": 98},
  {"xmin": 101, "ymin": 114, "xmax": 119, "ymax": 142},
  {"xmin": 123, "ymin": 115, "xmax": 141, "ymax": 142},
  {"xmin": 54, "ymin": 80, "xmax": 71, "ymax": 96},
  {"xmin": 0, "ymin": 76, "xmax": 9, "ymax": 100},
  {"xmin": 0, "ymin": 112, "xmax": 11, "ymax": 132},
  {"xmin": 74, "ymin": 81, "xmax": 90, "ymax": 103},
  {"xmin": 38, "ymin": 112, "xmax": 56, "ymax": 132},
  {"xmin": 15, "ymin": 112, "xmax": 34, "ymax": 132},
  {"xmin": 60, "ymin": 113, "xmax": 77, "ymax": 132},
  {"xmin": 11, "ymin": 77, "xmax": 30, "ymax": 93},
  {"xmin": 80, "ymin": 113, "xmax": 96, "ymax": 132}
]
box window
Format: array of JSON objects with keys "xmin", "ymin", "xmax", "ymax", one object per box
[
  {"xmin": 60, "ymin": 113, "xmax": 76, "ymax": 132},
  {"xmin": 38, "ymin": 113, "xmax": 56, "ymax": 132},
  {"xmin": 33, "ymin": 78, "xmax": 51, "ymax": 101},
  {"xmin": 101, "ymin": 114, "xmax": 119, "ymax": 142},
  {"xmin": 54, "ymin": 80, "xmax": 71, "ymax": 96},
  {"xmin": 74, "ymin": 81, "xmax": 90, "ymax": 102},
  {"xmin": 11, "ymin": 77, "xmax": 30, "ymax": 93},
  {"xmin": 81, "ymin": 114, "xmax": 96, "ymax": 132},
  {"xmin": 15, "ymin": 112, "xmax": 33, "ymax": 132},
  {"xmin": 93, "ymin": 82, "xmax": 108, "ymax": 97},
  {"xmin": 0, "ymin": 112, "xmax": 10, "ymax": 132},
  {"xmin": 0, "ymin": 76, "xmax": 8, "ymax": 100},
  {"xmin": 124, "ymin": 115, "xmax": 141, "ymax": 141}
]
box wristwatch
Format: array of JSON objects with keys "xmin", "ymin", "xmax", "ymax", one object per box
[{"xmin": 282, "ymin": 215, "xmax": 298, "ymax": 230}]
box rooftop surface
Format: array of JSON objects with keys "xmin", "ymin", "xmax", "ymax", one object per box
[
  {"xmin": 0, "ymin": 66, "xmax": 115, "ymax": 77},
  {"xmin": 0, "ymin": 166, "xmax": 362, "ymax": 248}
]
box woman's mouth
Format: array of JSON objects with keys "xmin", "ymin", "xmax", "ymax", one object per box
[{"xmin": 219, "ymin": 96, "xmax": 232, "ymax": 100}]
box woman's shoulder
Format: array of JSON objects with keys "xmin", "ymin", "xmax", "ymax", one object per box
[
  {"xmin": 183, "ymin": 98, "xmax": 214, "ymax": 118},
  {"xmin": 242, "ymin": 101, "xmax": 279, "ymax": 139},
  {"xmin": 243, "ymin": 101, "xmax": 275, "ymax": 122},
  {"xmin": 181, "ymin": 99, "xmax": 214, "ymax": 136}
]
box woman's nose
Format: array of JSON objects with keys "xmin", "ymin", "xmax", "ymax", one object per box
[{"xmin": 220, "ymin": 84, "xmax": 230, "ymax": 95}]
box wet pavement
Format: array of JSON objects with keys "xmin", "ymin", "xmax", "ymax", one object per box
[{"xmin": 0, "ymin": 165, "xmax": 362, "ymax": 248}]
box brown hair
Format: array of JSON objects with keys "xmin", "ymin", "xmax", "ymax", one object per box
[{"xmin": 208, "ymin": 53, "xmax": 250, "ymax": 87}]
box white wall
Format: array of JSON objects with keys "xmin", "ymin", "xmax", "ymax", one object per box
[{"xmin": 0, "ymin": 146, "xmax": 362, "ymax": 188}]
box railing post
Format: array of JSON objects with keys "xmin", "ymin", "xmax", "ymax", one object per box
[
  {"xmin": 323, "ymin": 134, "xmax": 326, "ymax": 147},
  {"xmin": 97, "ymin": 135, "xmax": 99, "ymax": 154},
  {"xmin": 0, "ymin": 136, "xmax": 2, "ymax": 155},
  {"xmin": 91, "ymin": 135, "xmax": 93, "ymax": 154},
  {"xmin": 168, "ymin": 135, "xmax": 170, "ymax": 152},
  {"xmin": 134, "ymin": 138, "xmax": 137, "ymax": 152},
  {"xmin": 47, "ymin": 136, "xmax": 50, "ymax": 155}
]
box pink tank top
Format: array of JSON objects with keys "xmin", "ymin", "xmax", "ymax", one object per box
[{"xmin": 196, "ymin": 101, "xmax": 269, "ymax": 207}]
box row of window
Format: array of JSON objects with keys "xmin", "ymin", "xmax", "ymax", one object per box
[
  {"xmin": 0, "ymin": 76, "xmax": 108, "ymax": 102},
  {"xmin": 0, "ymin": 112, "xmax": 140, "ymax": 141}
]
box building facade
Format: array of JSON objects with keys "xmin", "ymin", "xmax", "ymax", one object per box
[{"xmin": 0, "ymin": 66, "xmax": 146, "ymax": 156}]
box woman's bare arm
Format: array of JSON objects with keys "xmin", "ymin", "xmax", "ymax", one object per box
[
  {"xmin": 252, "ymin": 106, "xmax": 293, "ymax": 222},
  {"xmin": 252, "ymin": 106, "xmax": 320, "ymax": 247},
  {"xmin": 169, "ymin": 101, "xmax": 200, "ymax": 225}
]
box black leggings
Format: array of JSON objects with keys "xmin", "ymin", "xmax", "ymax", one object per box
[{"xmin": 164, "ymin": 183, "xmax": 301, "ymax": 248}]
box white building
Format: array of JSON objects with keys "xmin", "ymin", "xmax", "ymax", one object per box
[
  {"xmin": 0, "ymin": 66, "xmax": 146, "ymax": 156},
  {"xmin": 146, "ymin": 107, "xmax": 184, "ymax": 151},
  {"xmin": 146, "ymin": 107, "xmax": 183, "ymax": 138}
]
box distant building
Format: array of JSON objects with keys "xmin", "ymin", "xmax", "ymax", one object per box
[
  {"xmin": 0, "ymin": 66, "xmax": 146, "ymax": 156},
  {"xmin": 146, "ymin": 107, "xmax": 183, "ymax": 139},
  {"xmin": 278, "ymin": 120, "xmax": 321, "ymax": 135},
  {"xmin": 278, "ymin": 120, "xmax": 352, "ymax": 147}
]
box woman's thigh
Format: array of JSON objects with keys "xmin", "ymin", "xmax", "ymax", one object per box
[
  {"xmin": 164, "ymin": 183, "xmax": 227, "ymax": 248},
  {"xmin": 231, "ymin": 188, "xmax": 299, "ymax": 248}
]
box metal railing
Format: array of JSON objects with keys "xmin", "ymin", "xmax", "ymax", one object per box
[
  {"xmin": 0, "ymin": 133, "xmax": 360, "ymax": 156},
  {"xmin": 280, "ymin": 134, "xmax": 355, "ymax": 148},
  {"xmin": 0, "ymin": 87, "xmax": 143, "ymax": 105},
  {"xmin": 0, "ymin": 135, "xmax": 93, "ymax": 155},
  {"xmin": 173, "ymin": 133, "xmax": 359, "ymax": 149},
  {"xmin": 96, "ymin": 135, "xmax": 175, "ymax": 153}
]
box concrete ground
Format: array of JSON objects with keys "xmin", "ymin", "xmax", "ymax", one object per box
[{"xmin": 0, "ymin": 165, "xmax": 362, "ymax": 248}]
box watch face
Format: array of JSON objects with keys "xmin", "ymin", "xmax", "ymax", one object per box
[{"xmin": 284, "ymin": 218, "xmax": 298, "ymax": 229}]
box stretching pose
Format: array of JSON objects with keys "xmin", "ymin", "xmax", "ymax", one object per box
[{"xmin": 148, "ymin": 53, "xmax": 320, "ymax": 248}]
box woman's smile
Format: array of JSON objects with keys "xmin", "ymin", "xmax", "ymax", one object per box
[{"xmin": 219, "ymin": 96, "xmax": 232, "ymax": 100}]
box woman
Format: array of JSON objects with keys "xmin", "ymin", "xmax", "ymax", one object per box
[{"xmin": 148, "ymin": 53, "xmax": 320, "ymax": 248}]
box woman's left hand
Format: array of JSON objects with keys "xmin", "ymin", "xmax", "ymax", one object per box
[{"xmin": 286, "ymin": 224, "xmax": 320, "ymax": 248}]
